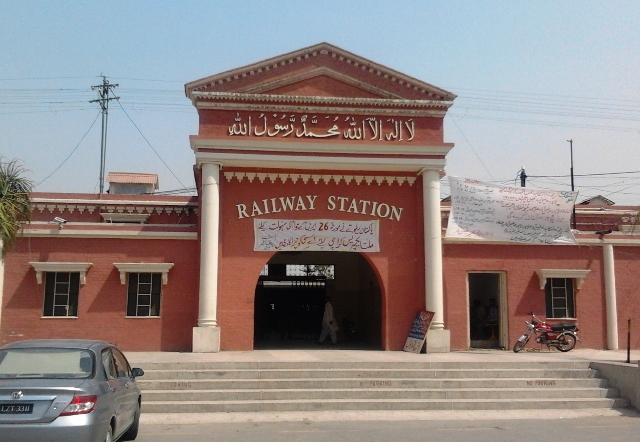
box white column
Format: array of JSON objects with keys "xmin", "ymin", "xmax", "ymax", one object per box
[
  {"xmin": 193, "ymin": 162, "xmax": 221, "ymax": 352},
  {"xmin": 603, "ymin": 243, "xmax": 618, "ymax": 350},
  {"xmin": 421, "ymin": 169, "xmax": 450, "ymax": 352}
]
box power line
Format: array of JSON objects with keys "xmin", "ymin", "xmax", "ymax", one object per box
[
  {"xmin": 450, "ymin": 117, "xmax": 494, "ymax": 181},
  {"xmin": 152, "ymin": 187, "xmax": 197, "ymax": 196},
  {"xmin": 114, "ymin": 77, "xmax": 184, "ymax": 83},
  {"xmin": 0, "ymin": 76, "xmax": 96, "ymax": 81},
  {"xmin": 444, "ymin": 86, "xmax": 640, "ymax": 106},
  {"xmin": 2, "ymin": 79, "xmax": 638, "ymax": 201},
  {"xmin": 448, "ymin": 113, "xmax": 640, "ymax": 132},
  {"xmin": 528, "ymin": 170, "xmax": 640, "ymax": 178},
  {"xmin": 35, "ymin": 111, "xmax": 102, "ymax": 188},
  {"xmin": 112, "ymin": 95, "xmax": 193, "ymax": 195}
]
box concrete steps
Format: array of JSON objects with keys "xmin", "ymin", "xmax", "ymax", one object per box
[{"xmin": 137, "ymin": 361, "xmax": 629, "ymax": 413}]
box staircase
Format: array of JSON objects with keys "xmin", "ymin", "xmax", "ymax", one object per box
[{"xmin": 137, "ymin": 360, "xmax": 629, "ymax": 413}]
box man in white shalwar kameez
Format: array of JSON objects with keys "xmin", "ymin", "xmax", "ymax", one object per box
[{"xmin": 318, "ymin": 296, "xmax": 337, "ymax": 344}]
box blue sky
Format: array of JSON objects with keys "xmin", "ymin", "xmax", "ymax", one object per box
[{"xmin": 1, "ymin": 1, "xmax": 639, "ymax": 204}]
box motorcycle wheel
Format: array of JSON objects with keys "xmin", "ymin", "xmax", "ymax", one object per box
[
  {"xmin": 513, "ymin": 336, "xmax": 529, "ymax": 353},
  {"xmin": 556, "ymin": 333, "xmax": 577, "ymax": 352}
]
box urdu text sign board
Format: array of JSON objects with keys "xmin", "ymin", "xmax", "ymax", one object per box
[
  {"xmin": 403, "ymin": 310, "xmax": 435, "ymax": 353},
  {"xmin": 254, "ymin": 219, "xmax": 380, "ymax": 252},
  {"xmin": 446, "ymin": 177, "xmax": 577, "ymax": 245}
]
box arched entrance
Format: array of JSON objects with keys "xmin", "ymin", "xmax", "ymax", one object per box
[{"xmin": 254, "ymin": 251, "xmax": 382, "ymax": 349}]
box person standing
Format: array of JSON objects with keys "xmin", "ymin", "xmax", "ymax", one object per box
[
  {"xmin": 471, "ymin": 299, "xmax": 486, "ymax": 340},
  {"xmin": 483, "ymin": 298, "xmax": 499, "ymax": 339},
  {"xmin": 318, "ymin": 296, "xmax": 337, "ymax": 345}
]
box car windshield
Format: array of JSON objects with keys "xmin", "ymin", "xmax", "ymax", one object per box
[{"xmin": 0, "ymin": 348, "xmax": 94, "ymax": 379}]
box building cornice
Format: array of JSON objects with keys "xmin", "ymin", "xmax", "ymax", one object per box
[
  {"xmin": 20, "ymin": 228, "xmax": 197, "ymax": 240},
  {"xmin": 194, "ymin": 150, "xmax": 447, "ymax": 173},
  {"xmin": 32, "ymin": 197, "xmax": 197, "ymax": 206},
  {"xmin": 191, "ymin": 138, "xmax": 451, "ymax": 173},
  {"xmin": 191, "ymin": 138, "xmax": 453, "ymax": 156},
  {"xmin": 192, "ymin": 92, "xmax": 453, "ymax": 116},
  {"xmin": 222, "ymin": 171, "xmax": 417, "ymax": 186},
  {"xmin": 195, "ymin": 101, "xmax": 448, "ymax": 118},
  {"xmin": 442, "ymin": 236, "xmax": 640, "ymax": 246},
  {"xmin": 32, "ymin": 202, "xmax": 197, "ymax": 216}
]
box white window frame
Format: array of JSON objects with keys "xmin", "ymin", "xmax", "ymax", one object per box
[
  {"xmin": 42, "ymin": 271, "xmax": 80, "ymax": 318},
  {"xmin": 545, "ymin": 277, "xmax": 576, "ymax": 319},
  {"xmin": 125, "ymin": 272, "xmax": 163, "ymax": 317}
]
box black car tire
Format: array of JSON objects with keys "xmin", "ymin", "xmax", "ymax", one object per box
[{"xmin": 121, "ymin": 401, "xmax": 140, "ymax": 441}]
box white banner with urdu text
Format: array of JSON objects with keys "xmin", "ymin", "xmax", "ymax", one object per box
[
  {"xmin": 446, "ymin": 177, "xmax": 577, "ymax": 245},
  {"xmin": 254, "ymin": 219, "xmax": 380, "ymax": 252}
]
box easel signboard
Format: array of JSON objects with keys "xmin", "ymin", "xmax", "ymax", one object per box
[{"xmin": 403, "ymin": 310, "xmax": 435, "ymax": 353}]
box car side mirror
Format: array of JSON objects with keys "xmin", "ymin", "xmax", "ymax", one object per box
[{"xmin": 131, "ymin": 368, "xmax": 145, "ymax": 378}]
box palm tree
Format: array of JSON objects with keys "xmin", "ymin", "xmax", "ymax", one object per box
[{"xmin": 0, "ymin": 158, "xmax": 33, "ymax": 256}]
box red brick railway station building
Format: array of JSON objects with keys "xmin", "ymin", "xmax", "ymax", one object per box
[{"xmin": 1, "ymin": 43, "xmax": 639, "ymax": 353}]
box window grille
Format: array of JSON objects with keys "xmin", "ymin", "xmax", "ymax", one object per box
[
  {"xmin": 545, "ymin": 278, "xmax": 575, "ymax": 318},
  {"xmin": 126, "ymin": 273, "xmax": 162, "ymax": 317},
  {"xmin": 43, "ymin": 272, "xmax": 80, "ymax": 317}
]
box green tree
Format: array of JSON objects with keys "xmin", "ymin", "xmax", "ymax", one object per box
[{"xmin": 0, "ymin": 159, "xmax": 33, "ymax": 256}]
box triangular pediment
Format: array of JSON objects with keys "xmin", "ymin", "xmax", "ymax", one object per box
[
  {"xmin": 240, "ymin": 67, "xmax": 398, "ymax": 99},
  {"xmin": 185, "ymin": 42, "xmax": 456, "ymax": 102}
]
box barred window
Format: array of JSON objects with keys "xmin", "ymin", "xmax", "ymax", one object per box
[
  {"xmin": 126, "ymin": 273, "xmax": 161, "ymax": 317},
  {"xmin": 43, "ymin": 272, "xmax": 80, "ymax": 317},
  {"xmin": 545, "ymin": 278, "xmax": 575, "ymax": 319}
]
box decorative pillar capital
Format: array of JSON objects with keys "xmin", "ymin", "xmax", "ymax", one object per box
[{"xmin": 197, "ymin": 160, "xmax": 224, "ymax": 170}]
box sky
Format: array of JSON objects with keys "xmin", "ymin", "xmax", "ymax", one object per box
[{"xmin": 1, "ymin": 1, "xmax": 639, "ymax": 204}]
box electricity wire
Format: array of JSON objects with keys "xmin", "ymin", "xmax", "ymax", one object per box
[
  {"xmin": 3, "ymin": 78, "xmax": 639, "ymax": 201},
  {"xmin": 112, "ymin": 93, "xmax": 194, "ymax": 195},
  {"xmin": 35, "ymin": 110, "xmax": 102, "ymax": 188}
]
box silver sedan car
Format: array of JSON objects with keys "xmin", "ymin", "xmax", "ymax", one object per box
[{"xmin": 0, "ymin": 339, "xmax": 144, "ymax": 442}]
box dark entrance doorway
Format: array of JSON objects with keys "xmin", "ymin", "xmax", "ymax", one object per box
[
  {"xmin": 253, "ymin": 252, "xmax": 382, "ymax": 349},
  {"xmin": 254, "ymin": 275, "xmax": 326, "ymax": 343},
  {"xmin": 468, "ymin": 272, "xmax": 506, "ymax": 349}
]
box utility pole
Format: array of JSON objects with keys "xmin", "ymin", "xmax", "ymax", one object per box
[
  {"xmin": 567, "ymin": 139, "xmax": 576, "ymax": 229},
  {"xmin": 90, "ymin": 76, "xmax": 119, "ymax": 194}
]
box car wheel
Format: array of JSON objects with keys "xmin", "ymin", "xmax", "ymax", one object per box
[{"xmin": 121, "ymin": 401, "xmax": 140, "ymax": 441}]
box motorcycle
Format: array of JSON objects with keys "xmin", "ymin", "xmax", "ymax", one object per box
[{"xmin": 513, "ymin": 312, "xmax": 579, "ymax": 353}]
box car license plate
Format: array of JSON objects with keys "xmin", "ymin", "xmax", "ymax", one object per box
[{"xmin": 0, "ymin": 403, "xmax": 33, "ymax": 414}]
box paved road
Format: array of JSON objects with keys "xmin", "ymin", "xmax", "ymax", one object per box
[{"xmin": 136, "ymin": 409, "xmax": 640, "ymax": 442}]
